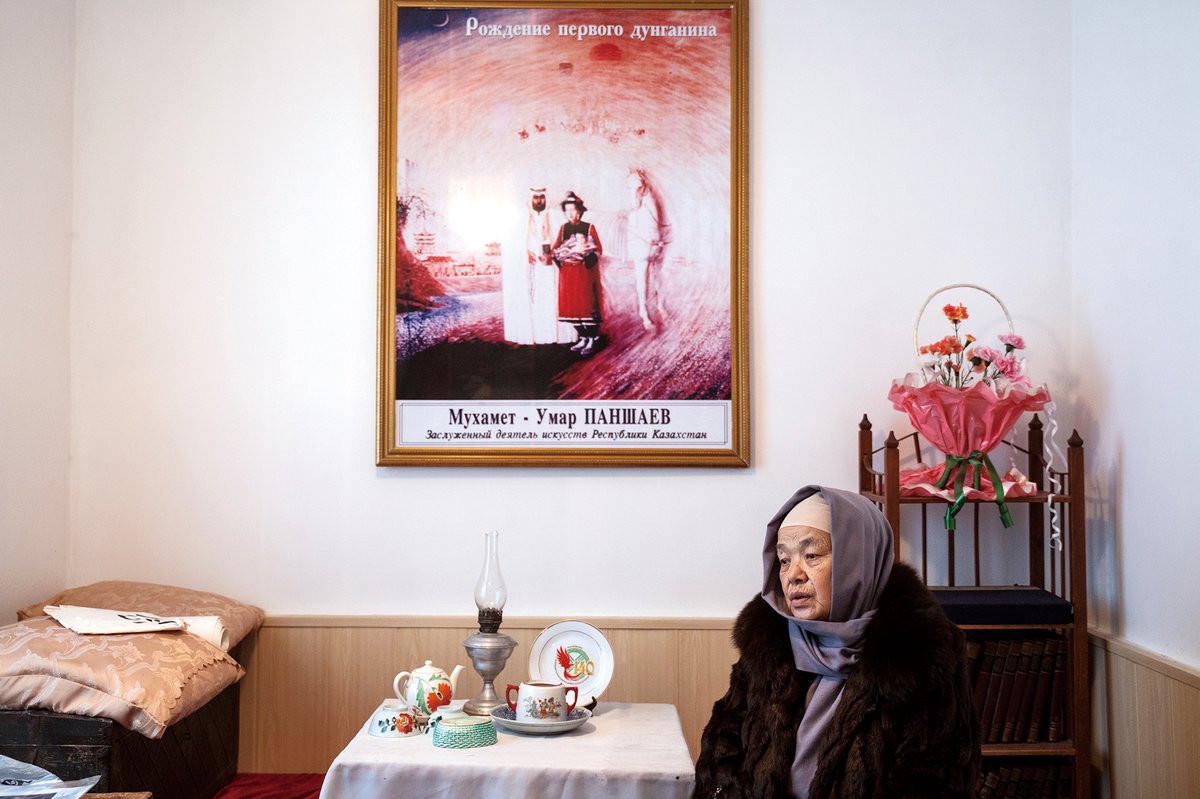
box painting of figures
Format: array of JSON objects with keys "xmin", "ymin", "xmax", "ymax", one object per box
[{"xmin": 378, "ymin": 1, "xmax": 748, "ymax": 466}]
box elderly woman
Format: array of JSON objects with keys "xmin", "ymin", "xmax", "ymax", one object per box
[{"xmin": 694, "ymin": 486, "xmax": 979, "ymax": 799}]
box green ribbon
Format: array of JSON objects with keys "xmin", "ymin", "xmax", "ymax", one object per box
[{"xmin": 933, "ymin": 450, "xmax": 1014, "ymax": 531}]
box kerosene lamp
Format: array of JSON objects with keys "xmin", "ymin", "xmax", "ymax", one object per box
[{"xmin": 462, "ymin": 531, "xmax": 518, "ymax": 716}]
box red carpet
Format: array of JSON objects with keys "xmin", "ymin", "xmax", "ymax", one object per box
[{"xmin": 213, "ymin": 773, "xmax": 325, "ymax": 799}]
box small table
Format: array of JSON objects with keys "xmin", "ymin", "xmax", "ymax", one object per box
[{"xmin": 319, "ymin": 701, "xmax": 695, "ymax": 799}]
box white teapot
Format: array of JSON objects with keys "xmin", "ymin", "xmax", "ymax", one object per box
[{"xmin": 393, "ymin": 660, "xmax": 464, "ymax": 720}]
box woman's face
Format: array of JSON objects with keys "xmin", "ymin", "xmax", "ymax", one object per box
[
  {"xmin": 776, "ymin": 525, "xmax": 834, "ymax": 621},
  {"xmin": 565, "ymin": 203, "xmax": 582, "ymax": 223}
]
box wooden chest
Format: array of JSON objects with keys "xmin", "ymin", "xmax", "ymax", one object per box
[{"xmin": 0, "ymin": 679, "xmax": 239, "ymax": 799}]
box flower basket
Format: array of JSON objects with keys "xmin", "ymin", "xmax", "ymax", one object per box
[{"xmin": 888, "ymin": 284, "xmax": 1052, "ymax": 530}]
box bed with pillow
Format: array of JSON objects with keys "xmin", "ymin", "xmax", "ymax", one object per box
[{"xmin": 0, "ymin": 581, "xmax": 264, "ymax": 799}]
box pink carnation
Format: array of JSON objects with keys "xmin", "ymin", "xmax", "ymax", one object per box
[
  {"xmin": 998, "ymin": 333, "xmax": 1026, "ymax": 350},
  {"xmin": 971, "ymin": 346, "xmax": 1002, "ymax": 364},
  {"xmin": 993, "ymin": 354, "xmax": 1031, "ymax": 386}
]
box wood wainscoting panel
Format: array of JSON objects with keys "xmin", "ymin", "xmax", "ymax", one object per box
[
  {"xmin": 237, "ymin": 615, "xmax": 738, "ymax": 774},
  {"xmin": 1091, "ymin": 632, "xmax": 1200, "ymax": 798},
  {"xmin": 677, "ymin": 628, "xmax": 739, "ymax": 757},
  {"xmin": 238, "ymin": 619, "xmax": 1200, "ymax": 790}
]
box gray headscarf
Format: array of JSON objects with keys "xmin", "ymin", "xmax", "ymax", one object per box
[{"xmin": 760, "ymin": 486, "xmax": 894, "ymax": 799}]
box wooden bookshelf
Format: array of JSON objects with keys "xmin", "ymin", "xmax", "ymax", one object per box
[{"xmin": 858, "ymin": 414, "xmax": 1089, "ymax": 799}]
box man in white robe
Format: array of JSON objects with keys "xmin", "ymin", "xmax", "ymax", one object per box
[{"xmin": 523, "ymin": 187, "xmax": 570, "ymax": 343}]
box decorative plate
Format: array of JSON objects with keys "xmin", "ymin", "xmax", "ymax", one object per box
[
  {"xmin": 528, "ymin": 620, "xmax": 613, "ymax": 706},
  {"xmin": 490, "ymin": 706, "xmax": 592, "ymax": 736}
]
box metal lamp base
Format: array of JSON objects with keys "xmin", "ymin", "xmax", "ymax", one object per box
[{"xmin": 462, "ymin": 630, "xmax": 517, "ymax": 716}]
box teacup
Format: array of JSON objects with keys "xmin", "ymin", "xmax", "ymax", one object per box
[
  {"xmin": 368, "ymin": 700, "xmax": 421, "ymax": 738},
  {"xmin": 506, "ymin": 680, "xmax": 578, "ymax": 723}
]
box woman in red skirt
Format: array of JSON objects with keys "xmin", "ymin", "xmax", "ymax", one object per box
[{"xmin": 552, "ymin": 191, "xmax": 604, "ymax": 356}]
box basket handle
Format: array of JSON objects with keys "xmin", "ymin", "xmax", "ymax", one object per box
[{"xmin": 913, "ymin": 283, "xmax": 1015, "ymax": 358}]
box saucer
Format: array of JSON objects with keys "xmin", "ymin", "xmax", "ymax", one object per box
[{"xmin": 490, "ymin": 706, "xmax": 592, "ymax": 736}]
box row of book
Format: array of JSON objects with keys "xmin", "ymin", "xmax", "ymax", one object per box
[
  {"xmin": 966, "ymin": 634, "xmax": 1068, "ymax": 744},
  {"xmin": 977, "ymin": 763, "xmax": 1072, "ymax": 799}
]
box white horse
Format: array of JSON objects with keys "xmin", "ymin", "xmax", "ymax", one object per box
[{"xmin": 626, "ymin": 169, "xmax": 671, "ymax": 330}]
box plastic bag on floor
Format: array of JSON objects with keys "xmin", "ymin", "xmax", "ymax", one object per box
[{"xmin": 0, "ymin": 755, "xmax": 99, "ymax": 799}]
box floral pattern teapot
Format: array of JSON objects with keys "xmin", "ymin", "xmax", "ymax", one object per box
[{"xmin": 393, "ymin": 660, "xmax": 464, "ymax": 719}]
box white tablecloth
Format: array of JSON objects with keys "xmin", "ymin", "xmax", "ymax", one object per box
[{"xmin": 319, "ymin": 701, "xmax": 696, "ymax": 799}]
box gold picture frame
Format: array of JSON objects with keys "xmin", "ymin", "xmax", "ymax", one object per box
[{"xmin": 377, "ymin": 0, "xmax": 749, "ymax": 466}]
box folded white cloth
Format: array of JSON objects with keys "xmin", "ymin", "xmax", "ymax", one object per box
[
  {"xmin": 43, "ymin": 605, "xmax": 231, "ymax": 651},
  {"xmin": 178, "ymin": 615, "xmax": 230, "ymax": 650}
]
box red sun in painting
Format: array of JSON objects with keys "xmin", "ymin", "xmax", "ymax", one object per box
[{"xmin": 590, "ymin": 42, "xmax": 622, "ymax": 62}]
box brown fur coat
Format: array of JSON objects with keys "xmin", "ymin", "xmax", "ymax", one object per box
[{"xmin": 694, "ymin": 563, "xmax": 980, "ymax": 799}]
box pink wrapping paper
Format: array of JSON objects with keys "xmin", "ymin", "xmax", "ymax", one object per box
[
  {"xmin": 888, "ymin": 374, "xmax": 1051, "ymax": 500},
  {"xmin": 896, "ymin": 463, "xmax": 1037, "ymax": 500}
]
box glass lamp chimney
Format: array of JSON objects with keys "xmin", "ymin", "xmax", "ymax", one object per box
[{"xmin": 474, "ymin": 530, "xmax": 507, "ymax": 632}]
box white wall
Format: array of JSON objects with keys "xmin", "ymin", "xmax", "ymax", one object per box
[
  {"xmin": 0, "ymin": 1, "xmax": 74, "ymax": 618},
  {"xmin": 1072, "ymin": 0, "xmax": 1200, "ymax": 667},
  {"xmin": 42, "ymin": 0, "xmax": 1076, "ymax": 623}
]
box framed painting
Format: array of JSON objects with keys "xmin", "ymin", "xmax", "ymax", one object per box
[{"xmin": 377, "ymin": 0, "xmax": 749, "ymax": 466}]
